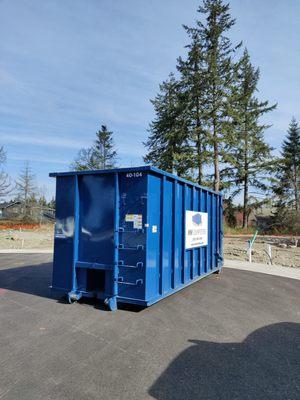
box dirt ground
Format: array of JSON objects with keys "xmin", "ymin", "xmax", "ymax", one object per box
[
  {"xmin": 0, "ymin": 224, "xmax": 299, "ymax": 268},
  {"xmin": 224, "ymin": 236, "xmax": 300, "ymax": 268},
  {"xmin": 0, "ymin": 225, "xmax": 54, "ymax": 250}
]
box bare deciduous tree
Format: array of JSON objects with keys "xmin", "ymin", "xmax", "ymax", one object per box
[
  {"xmin": 15, "ymin": 161, "xmax": 37, "ymax": 218},
  {"xmin": 0, "ymin": 146, "xmax": 12, "ymax": 199}
]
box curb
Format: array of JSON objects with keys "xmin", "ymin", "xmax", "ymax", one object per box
[
  {"xmin": 0, "ymin": 249, "xmax": 53, "ymax": 254},
  {"xmin": 224, "ymin": 259, "xmax": 300, "ymax": 280}
]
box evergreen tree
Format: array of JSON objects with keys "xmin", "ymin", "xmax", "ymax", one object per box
[
  {"xmin": 145, "ymin": 0, "xmax": 240, "ymax": 189},
  {"xmin": 38, "ymin": 186, "xmax": 48, "ymax": 207},
  {"xmin": 198, "ymin": 0, "xmax": 242, "ymax": 191},
  {"xmin": 72, "ymin": 125, "xmax": 117, "ymax": 171},
  {"xmin": 274, "ymin": 118, "xmax": 300, "ymax": 211},
  {"xmin": 38, "ymin": 195, "xmax": 48, "ymax": 207},
  {"xmin": 176, "ymin": 27, "xmax": 209, "ymax": 184},
  {"xmin": 72, "ymin": 148, "xmax": 99, "ymax": 171},
  {"xmin": 48, "ymin": 197, "xmax": 56, "ymax": 210},
  {"xmin": 222, "ymin": 49, "xmax": 276, "ymax": 228},
  {"xmin": 144, "ymin": 74, "xmax": 191, "ymax": 176},
  {"xmin": 93, "ymin": 125, "xmax": 117, "ymax": 169},
  {"xmin": 223, "ymin": 197, "xmax": 237, "ymax": 228}
]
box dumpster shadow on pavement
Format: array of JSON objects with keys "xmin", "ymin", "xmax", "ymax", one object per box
[
  {"xmin": 149, "ymin": 322, "xmax": 300, "ymax": 400},
  {"xmin": 0, "ymin": 262, "xmax": 54, "ymax": 299},
  {"xmin": 0, "ymin": 262, "xmax": 145, "ymax": 312}
]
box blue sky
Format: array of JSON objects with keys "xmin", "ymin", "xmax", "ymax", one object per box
[{"xmin": 1, "ymin": 0, "xmax": 299, "ymax": 199}]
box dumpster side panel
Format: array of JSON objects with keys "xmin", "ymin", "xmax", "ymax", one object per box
[
  {"xmin": 161, "ymin": 178, "xmax": 173, "ymax": 294},
  {"xmin": 145, "ymin": 172, "xmax": 222, "ymax": 305},
  {"xmin": 173, "ymin": 181, "xmax": 183, "ymax": 288},
  {"xmin": 185, "ymin": 185, "xmax": 192, "ymax": 283},
  {"xmin": 145, "ymin": 174, "xmax": 161, "ymax": 300},
  {"xmin": 52, "ymin": 176, "xmax": 75, "ymax": 291},
  {"xmin": 219, "ymin": 196, "xmax": 223, "ymax": 267},
  {"xmin": 117, "ymin": 172, "xmax": 147, "ymax": 301},
  {"xmin": 77, "ymin": 174, "xmax": 115, "ymax": 296},
  {"xmin": 78, "ymin": 174, "xmax": 115, "ymax": 265},
  {"xmin": 200, "ymin": 189, "xmax": 207, "ymax": 274}
]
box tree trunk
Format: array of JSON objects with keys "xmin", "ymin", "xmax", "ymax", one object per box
[
  {"xmin": 242, "ymin": 173, "xmax": 248, "ymax": 229},
  {"xmin": 242, "ymin": 123, "xmax": 249, "ymax": 229},
  {"xmin": 196, "ymin": 110, "xmax": 203, "ymax": 185},
  {"xmin": 213, "ymin": 118, "xmax": 220, "ymax": 191},
  {"xmin": 294, "ymin": 165, "xmax": 298, "ymax": 211},
  {"xmin": 197, "ymin": 132, "xmax": 203, "ymax": 185}
]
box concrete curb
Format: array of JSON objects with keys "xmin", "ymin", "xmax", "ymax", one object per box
[
  {"xmin": 0, "ymin": 249, "xmax": 53, "ymax": 254},
  {"xmin": 224, "ymin": 259, "xmax": 300, "ymax": 280}
]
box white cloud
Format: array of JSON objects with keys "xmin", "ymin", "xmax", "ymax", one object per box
[
  {"xmin": 1, "ymin": 132, "xmax": 86, "ymax": 149},
  {"xmin": 8, "ymin": 154, "xmax": 69, "ymax": 165}
]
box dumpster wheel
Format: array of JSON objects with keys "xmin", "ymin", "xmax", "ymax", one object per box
[
  {"xmin": 68, "ymin": 295, "xmax": 77, "ymax": 304},
  {"xmin": 67, "ymin": 292, "xmax": 82, "ymax": 304},
  {"xmin": 104, "ymin": 297, "xmax": 117, "ymax": 311}
]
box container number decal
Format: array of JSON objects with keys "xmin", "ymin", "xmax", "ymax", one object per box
[
  {"xmin": 126, "ymin": 172, "xmax": 142, "ymax": 178},
  {"xmin": 185, "ymin": 211, "xmax": 208, "ymax": 249}
]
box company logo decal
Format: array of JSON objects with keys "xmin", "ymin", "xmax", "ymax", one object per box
[{"xmin": 192, "ymin": 213, "xmax": 202, "ymax": 226}]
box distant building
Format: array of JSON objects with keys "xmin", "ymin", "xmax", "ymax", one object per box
[
  {"xmin": 0, "ymin": 201, "xmax": 22, "ymax": 219},
  {"xmin": 0, "ymin": 201, "xmax": 55, "ymax": 222}
]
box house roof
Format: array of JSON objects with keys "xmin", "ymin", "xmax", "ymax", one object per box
[{"xmin": 0, "ymin": 201, "xmax": 21, "ymax": 209}]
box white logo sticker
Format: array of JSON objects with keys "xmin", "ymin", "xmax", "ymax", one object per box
[{"xmin": 185, "ymin": 211, "xmax": 208, "ymax": 249}]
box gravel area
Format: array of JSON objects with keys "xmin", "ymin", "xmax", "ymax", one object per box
[
  {"xmin": 0, "ymin": 225, "xmax": 54, "ymax": 250},
  {"xmin": 224, "ymin": 236, "xmax": 300, "ymax": 268}
]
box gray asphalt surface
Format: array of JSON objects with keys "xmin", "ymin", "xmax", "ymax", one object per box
[{"xmin": 0, "ymin": 254, "xmax": 299, "ymax": 400}]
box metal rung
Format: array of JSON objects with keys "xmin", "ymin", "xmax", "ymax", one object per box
[
  {"xmin": 118, "ymin": 244, "xmax": 144, "ymax": 251},
  {"xmin": 140, "ymin": 195, "xmax": 147, "ymax": 204},
  {"xmin": 76, "ymin": 261, "xmax": 115, "ymax": 271},
  {"xmin": 118, "ymin": 261, "xmax": 143, "ymax": 269},
  {"xmin": 118, "ymin": 228, "xmax": 144, "ymax": 234},
  {"xmin": 118, "ymin": 277, "xmax": 143, "ymax": 286}
]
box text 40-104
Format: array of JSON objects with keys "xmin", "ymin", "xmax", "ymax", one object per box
[{"xmin": 126, "ymin": 172, "xmax": 143, "ymax": 178}]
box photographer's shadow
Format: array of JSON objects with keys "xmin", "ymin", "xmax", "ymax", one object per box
[{"xmin": 149, "ymin": 322, "xmax": 300, "ymax": 400}]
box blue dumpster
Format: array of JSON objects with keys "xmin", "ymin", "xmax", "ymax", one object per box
[{"xmin": 50, "ymin": 166, "xmax": 223, "ymax": 310}]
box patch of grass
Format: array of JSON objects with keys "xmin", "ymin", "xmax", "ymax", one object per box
[{"xmin": 223, "ymin": 222, "xmax": 257, "ymax": 236}]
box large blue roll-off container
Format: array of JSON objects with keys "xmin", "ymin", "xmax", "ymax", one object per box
[{"xmin": 50, "ymin": 166, "xmax": 223, "ymax": 311}]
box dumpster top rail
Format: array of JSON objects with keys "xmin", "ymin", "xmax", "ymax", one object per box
[{"xmin": 49, "ymin": 165, "xmax": 221, "ymax": 196}]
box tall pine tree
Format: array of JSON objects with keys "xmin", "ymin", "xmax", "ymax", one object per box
[
  {"xmin": 93, "ymin": 125, "xmax": 117, "ymax": 169},
  {"xmin": 198, "ymin": 0, "xmax": 241, "ymax": 191},
  {"xmin": 72, "ymin": 125, "xmax": 117, "ymax": 171},
  {"xmin": 222, "ymin": 49, "xmax": 276, "ymax": 228},
  {"xmin": 274, "ymin": 118, "xmax": 300, "ymax": 211},
  {"xmin": 176, "ymin": 27, "xmax": 209, "ymax": 184},
  {"xmin": 144, "ymin": 74, "xmax": 191, "ymax": 176},
  {"xmin": 145, "ymin": 0, "xmax": 240, "ymax": 187}
]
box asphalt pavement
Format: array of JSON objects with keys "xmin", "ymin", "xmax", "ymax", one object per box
[{"xmin": 0, "ymin": 254, "xmax": 299, "ymax": 400}]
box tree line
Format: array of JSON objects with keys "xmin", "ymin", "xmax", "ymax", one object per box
[{"xmin": 1, "ymin": 110, "xmax": 298, "ymax": 229}]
